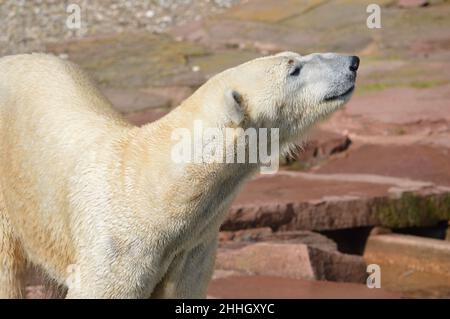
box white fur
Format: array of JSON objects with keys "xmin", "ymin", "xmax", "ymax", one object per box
[{"xmin": 0, "ymin": 52, "xmax": 355, "ymax": 298}]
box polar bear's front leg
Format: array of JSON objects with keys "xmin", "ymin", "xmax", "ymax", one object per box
[
  {"xmin": 64, "ymin": 266, "xmax": 147, "ymax": 299},
  {"xmin": 0, "ymin": 210, "xmax": 26, "ymax": 298},
  {"xmin": 65, "ymin": 255, "xmax": 163, "ymax": 299},
  {"xmin": 151, "ymin": 237, "xmax": 218, "ymax": 299}
]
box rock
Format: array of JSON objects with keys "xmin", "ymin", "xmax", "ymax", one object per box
[
  {"xmin": 169, "ymin": 18, "xmax": 318, "ymax": 53},
  {"xmin": 25, "ymin": 285, "xmax": 65, "ymax": 299},
  {"xmin": 24, "ymin": 267, "xmax": 66, "ymax": 299},
  {"xmin": 370, "ymin": 226, "xmax": 393, "ymax": 236},
  {"xmin": 223, "ymin": 171, "xmax": 450, "ymax": 231},
  {"xmin": 25, "ymin": 286, "xmax": 46, "ymax": 299},
  {"xmin": 364, "ymin": 233, "xmax": 450, "ymax": 297},
  {"xmin": 216, "ymin": 230, "xmax": 367, "ymax": 283},
  {"xmin": 211, "ymin": 269, "xmax": 246, "ymax": 280},
  {"xmin": 446, "ymin": 221, "xmax": 450, "ymax": 241},
  {"xmin": 223, "ymin": 0, "xmax": 316, "ymax": 23},
  {"xmin": 303, "ymin": 130, "xmax": 351, "ymax": 159},
  {"xmin": 315, "ymin": 144, "xmax": 450, "ymax": 187},
  {"xmin": 125, "ymin": 108, "xmax": 168, "ymax": 126},
  {"xmin": 208, "ymin": 275, "xmax": 401, "ymax": 299},
  {"xmin": 220, "ymin": 229, "xmax": 338, "ymax": 250},
  {"xmin": 0, "ymin": 0, "xmax": 237, "ymax": 56},
  {"xmin": 283, "ymin": 128, "xmax": 351, "ymax": 167},
  {"xmin": 103, "ymin": 86, "xmax": 194, "ymax": 116},
  {"xmin": 46, "ymin": 33, "xmax": 208, "ymax": 89},
  {"xmin": 103, "ymin": 88, "xmax": 171, "ymax": 113},
  {"xmin": 219, "ymin": 227, "xmax": 273, "ymax": 243},
  {"xmin": 398, "ymin": 0, "xmax": 429, "ymax": 8},
  {"xmin": 188, "ymin": 50, "xmax": 261, "ymax": 78},
  {"xmin": 365, "ymin": 233, "xmax": 450, "ymax": 276},
  {"xmin": 344, "ymin": 85, "xmax": 450, "ymax": 125},
  {"xmin": 218, "ymin": 231, "xmax": 235, "ymax": 242}
]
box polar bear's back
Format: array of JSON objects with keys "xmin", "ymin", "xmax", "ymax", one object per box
[
  {"xmin": 0, "ymin": 54, "xmax": 131, "ymax": 278},
  {"xmin": 0, "ymin": 53, "xmax": 130, "ymax": 160},
  {"xmin": 0, "ymin": 53, "xmax": 127, "ymax": 125}
]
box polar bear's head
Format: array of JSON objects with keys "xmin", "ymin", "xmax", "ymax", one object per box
[{"xmin": 199, "ymin": 51, "xmax": 359, "ymax": 145}]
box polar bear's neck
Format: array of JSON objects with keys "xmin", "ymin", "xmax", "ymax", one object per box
[{"xmin": 123, "ymin": 104, "xmax": 259, "ymax": 230}]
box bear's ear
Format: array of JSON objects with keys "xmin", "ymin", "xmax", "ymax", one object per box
[{"xmin": 224, "ymin": 89, "xmax": 244, "ymax": 125}]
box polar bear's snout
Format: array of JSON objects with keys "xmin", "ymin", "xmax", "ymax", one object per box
[
  {"xmin": 322, "ymin": 54, "xmax": 359, "ymax": 102},
  {"xmin": 294, "ymin": 53, "xmax": 360, "ymax": 105},
  {"xmin": 349, "ymin": 56, "xmax": 360, "ymax": 72}
]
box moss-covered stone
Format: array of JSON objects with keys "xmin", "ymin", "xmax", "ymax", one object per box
[
  {"xmin": 223, "ymin": 0, "xmax": 327, "ymax": 24},
  {"xmin": 374, "ymin": 192, "xmax": 450, "ymax": 228},
  {"xmin": 47, "ymin": 33, "xmax": 208, "ymax": 89},
  {"xmin": 189, "ymin": 50, "xmax": 261, "ymax": 77}
]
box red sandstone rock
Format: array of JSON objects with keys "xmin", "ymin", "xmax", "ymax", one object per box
[
  {"xmin": 169, "ymin": 18, "xmax": 317, "ymax": 53},
  {"xmin": 208, "ymin": 275, "xmax": 401, "ymax": 299},
  {"xmin": 283, "ymin": 128, "xmax": 351, "ymax": 166},
  {"xmin": 315, "ymin": 144, "xmax": 450, "ymax": 187},
  {"xmin": 223, "ymin": 171, "xmax": 449, "ymax": 231},
  {"xmin": 364, "ymin": 233, "xmax": 450, "ymax": 276},
  {"xmin": 303, "ymin": 129, "xmax": 351, "ymax": 159},
  {"xmin": 125, "ymin": 108, "xmax": 168, "ymax": 127},
  {"xmin": 364, "ymin": 233, "xmax": 450, "ymax": 297},
  {"xmin": 219, "ymin": 227, "xmax": 273, "ymax": 243},
  {"xmin": 345, "ymin": 85, "xmax": 450, "ymax": 125},
  {"xmin": 102, "ymin": 88, "xmax": 171, "ymax": 113},
  {"xmin": 398, "ymin": 0, "xmax": 429, "ymax": 8},
  {"xmin": 216, "ymin": 231, "xmax": 367, "ymax": 283},
  {"xmin": 446, "ymin": 221, "xmax": 450, "ymax": 241}
]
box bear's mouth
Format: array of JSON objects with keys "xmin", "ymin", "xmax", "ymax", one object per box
[{"xmin": 324, "ymin": 85, "xmax": 355, "ymax": 101}]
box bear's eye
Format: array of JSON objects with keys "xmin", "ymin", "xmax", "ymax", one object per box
[{"xmin": 289, "ymin": 66, "xmax": 301, "ymax": 76}]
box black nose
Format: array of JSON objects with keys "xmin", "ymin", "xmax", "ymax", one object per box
[{"xmin": 349, "ymin": 56, "xmax": 360, "ymax": 72}]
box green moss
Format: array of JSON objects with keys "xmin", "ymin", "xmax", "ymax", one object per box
[
  {"xmin": 394, "ymin": 127, "xmax": 407, "ymax": 136},
  {"xmin": 374, "ymin": 192, "xmax": 450, "ymax": 228},
  {"xmin": 48, "ymin": 32, "xmax": 209, "ymax": 88},
  {"xmin": 284, "ymin": 160, "xmax": 309, "ymax": 171},
  {"xmin": 357, "ymin": 79, "xmax": 449, "ymax": 95},
  {"xmin": 410, "ymin": 80, "xmax": 448, "ymax": 89},
  {"xmin": 189, "ymin": 50, "xmax": 261, "ymax": 76},
  {"xmin": 357, "ymin": 82, "xmax": 392, "ymax": 94}
]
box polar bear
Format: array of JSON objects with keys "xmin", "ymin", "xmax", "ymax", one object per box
[{"xmin": 0, "ymin": 52, "xmax": 358, "ymax": 298}]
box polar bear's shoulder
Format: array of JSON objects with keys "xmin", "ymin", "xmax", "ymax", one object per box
[
  {"xmin": 0, "ymin": 53, "xmax": 70, "ymax": 68},
  {"xmin": 0, "ymin": 53, "xmax": 89, "ymax": 88},
  {"xmin": 0, "ymin": 53, "xmax": 126, "ymax": 125}
]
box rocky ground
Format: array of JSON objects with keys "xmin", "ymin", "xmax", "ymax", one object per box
[
  {"xmin": 0, "ymin": 0, "xmax": 239, "ymax": 56},
  {"xmin": 2, "ymin": 0, "xmax": 450, "ymax": 298}
]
